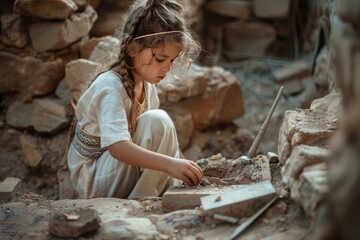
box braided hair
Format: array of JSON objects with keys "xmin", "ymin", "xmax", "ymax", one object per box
[{"xmin": 66, "ymin": 0, "xmax": 200, "ymax": 151}]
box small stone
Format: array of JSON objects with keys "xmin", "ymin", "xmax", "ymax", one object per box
[
  {"xmin": 267, "ymin": 152, "xmax": 279, "ymax": 163},
  {"xmin": 0, "ymin": 177, "xmax": 21, "ymax": 201},
  {"xmin": 48, "ymin": 208, "xmax": 101, "ymax": 238}
]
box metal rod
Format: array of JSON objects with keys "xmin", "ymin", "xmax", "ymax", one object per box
[
  {"xmin": 228, "ymin": 196, "xmax": 278, "ymax": 240},
  {"xmin": 246, "ymin": 86, "xmax": 284, "ymax": 158}
]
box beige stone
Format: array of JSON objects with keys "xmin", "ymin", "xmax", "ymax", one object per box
[
  {"xmin": 253, "ymin": 0, "xmax": 291, "ymax": 19},
  {"xmin": 6, "ymin": 98, "xmax": 69, "ymax": 134},
  {"xmin": 0, "ymin": 52, "xmax": 64, "ymax": 99},
  {"xmin": 19, "ymin": 134, "xmax": 43, "ymax": 168},
  {"xmin": 0, "ymin": 177, "xmax": 21, "ymax": 201},
  {"xmin": 281, "ymin": 145, "xmax": 329, "ymax": 186},
  {"xmin": 1, "ymin": 14, "xmax": 29, "ymax": 48},
  {"xmin": 65, "ymin": 59, "xmax": 102, "ymax": 102},
  {"xmin": 278, "ymin": 90, "xmax": 341, "ymax": 163},
  {"xmin": 90, "ymin": 8, "xmax": 127, "ymax": 37},
  {"xmin": 89, "ymin": 36, "xmax": 121, "ymax": 65},
  {"xmin": 273, "ymin": 60, "xmax": 311, "ymax": 83},
  {"xmin": 223, "ymin": 22, "xmax": 276, "ymax": 60},
  {"xmin": 299, "ymin": 170, "xmax": 329, "ymax": 218},
  {"xmin": 206, "ymin": 0, "xmax": 252, "ymax": 20},
  {"xmin": 162, "ymin": 185, "xmax": 245, "ymax": 213},
  {"xmin": 14, "ymin": 0, "xmax": 78, "ymax": 19},
  {"xmin": 29, "ymin": 6, "xmax": 97, "ymax": 52}
]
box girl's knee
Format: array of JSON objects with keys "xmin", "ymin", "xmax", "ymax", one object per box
[{"xmin": 138, "ymin": 109, "xmax": 174, "ymax": 133}]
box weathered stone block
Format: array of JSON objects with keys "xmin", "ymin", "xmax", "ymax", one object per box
[{"xmin": 0, "ymin": 177, "xmax": 21, "ymax": 201}]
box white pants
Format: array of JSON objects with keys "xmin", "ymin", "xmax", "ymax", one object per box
[{"xmin": 67, "ymin": 109, "xmax": 181, "ymax": 199}]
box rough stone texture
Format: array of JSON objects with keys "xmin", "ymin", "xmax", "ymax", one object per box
[
  {"xmin": 160, "ymin": 65, "xmax": 244, "ymax": 131},
  {"xmin": 162, "ymin": 185, "xmax": 244, "ymax": 213},
  {"xmin": 1, "ymin": 14, "xmax": 29, "ymax": 48},
  {"xmin": 96, "ymin": 218, "xmax": 161, "ymax": 240},
  {"xmin": 253, "ymin": 0, "xmax": 291, "ymax": 19},
  {"xmin": 6, "ymin": 98, "xmax": 69, "ymax": 134},
  {"xmin": 2, "ymin": 197, "xmax": 145, "ymax": 239},
  {"xmin": 65, "ymin": 59, "xmax": 102, "ymax": 102},
  {"xmin": 278, "ymin": 90, "xmax": 341, "ymax": 164},
  {"xmin": 0, "ymin": 52, "xmax": 64, "ymax": 99},
  {"xmin": 48, "ymin": 208, "xmax": 101, "ymax": 237},
  {"xmin": 201, "ymin": 181, "xmax": 276, "ymax": 223},
  {"xmin": 0, "ymin": 177, "xmax": 21, "ymax": 201},
  {"xmin": 90, "ymin": 8, "xmax": 126, "ymax": 37},
  {"xmin": 281, "ymin": 145, "xmax": 329, "ymax": 186},
  {"xmin": 223, "ymin": 22, "xmax": 276, "ymax": 60},
  {"xmin": 157, "ymin": 64, "xmax": 208, "ymax": 103},
  {"xmin": 19, "ymin": 134, "xmax": 43, "ymax": 168},
  {"xmin": 156, "ymin": 210, "xmax": 205, "ymax": 235},
  {"xmin": 299, "ymin": 169, "xmax": 329, "ymax": 218},
  {"xmin": 167, "ymin": 109, "xmax": 194, "ymax": 151},
  {"xmin": 55, "ymin": 78, "xmax": 73, "ymax": 106},
  {"xmin": 206, "ymin": 0, "xmax": 252, "ymax": 20},
  {"xmin": 14, "ymin": 0, "xmax": 78, "ymax": 19},
  {"xmin": 80, "ymin": 36, "xmax": 106, "ymax": 59},
  {"xmin": 89, "ymin": 35, "xmax": 121, "ymax": 66},
  {"xmin": 29, "ymin": 5, "xmax": 97, "ymax": 52}
]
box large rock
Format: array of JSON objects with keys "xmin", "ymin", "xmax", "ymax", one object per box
[
  {"xmin": 278, "ymin": 90, "xmax": 342, "ymax": 164},
  {"xmin": 89, "ymin": 35, "xmax": 121, "ymax": 66},
  {"xmin": 14, "ymin": 0, "xmax": 78, "ymax": 19},
  {"xmin": 281, "ymin": 145, "xmax": 329, "ymax": 185},
  {"xmin": 6, "ymin": 97, "xmax": 69, "ymax": 134},
  {"xmin": 223, "ymin": 22, "xmax": 276, "ymax": 60},
  {"xmin": 206, "ymin": 0, "xmax": 252, "ymax": 20},
  {"xmin": 1, "ymin": 14, "xmax": 29, "ymax": 48},
  {"xmin": 96, "ymin": 218, "xmax": 160, "ymax": 240},
  {"xmin": 29, "ymin": 5, "xmax": 97, "ymax": 52},
  {"xmin": 253, "ymin": 0, "xmax": 291, "ymax": 19},
  {"xmin": 65, "ymin": 59, "xmax": 102, "ymax": 102},
  {"xmin": 0, "ymin": 52, "xmax": 64, "ymax": 99},
  {"xmin": 161, "ymin": 65, "xmax": 244, "ymax": 130},
  {"xmin": 90, "ymin": 8, "xmax": 126, "ymax": 37}
]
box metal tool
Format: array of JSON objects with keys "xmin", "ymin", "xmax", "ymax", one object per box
[
  {"xmin": 228, "ymin": 196, "xmax": 278, "ymax": 240},
  {"xmin": 240, "ymin": 86, "xmax": 284, "ymax": 161}
]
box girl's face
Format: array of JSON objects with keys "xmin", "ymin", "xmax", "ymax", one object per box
[{"xmin": 130, "ymin": 42, "xmax": 183, "ymax": 85}]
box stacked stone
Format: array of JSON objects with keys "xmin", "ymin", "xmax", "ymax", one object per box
[
  {"xmin": 0, "ymin": 0, "xmax": 246, "ymax": 192},
  {"xmin": 309, "ymin": 0, "xmax": 360, "ymax": 239},
  {"xmin": 279, "ymin": 0, "xmax": 360, "ymax": 238},
  {"xmin": 0, "ymin": 0, "xmax": 98, "ymax": 135},
  {"xmin": 201, "ymin": 0, "xmax": 293, "ymax": 63},
  {"xmin": 278, "ymin": 89, "xmax": 341, "ymax": 219}
]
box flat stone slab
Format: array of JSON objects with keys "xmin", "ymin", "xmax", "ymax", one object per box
[{"xmin": 162, "ymin": 185, "xmax": 246, "ymax": 213}]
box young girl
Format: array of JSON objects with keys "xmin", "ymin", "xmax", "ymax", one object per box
[{"xmin": 66, "ymin": 0, "xmax": 204, "ymax": 199}]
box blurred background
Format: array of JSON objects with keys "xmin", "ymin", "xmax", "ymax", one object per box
[{"xmin": 0, "ymin": 0, "xmax": 359, "ymax": 239}]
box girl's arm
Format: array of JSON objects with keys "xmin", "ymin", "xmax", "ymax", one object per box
[{"xmin": 108, "ymin": 140, "xmax": 204, "ymax": 186}]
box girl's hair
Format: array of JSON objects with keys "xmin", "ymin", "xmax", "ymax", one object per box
[
  {"xmin": 63, "ymin": 0, "xmax": 200, "ymax": 164},
  {"xmin": 108, "ymin": 0, "xmax": 200, "ymax": 135},
  {"xmin": 113, "ymin": 0, "xmax": 201, "ymax": 98}
]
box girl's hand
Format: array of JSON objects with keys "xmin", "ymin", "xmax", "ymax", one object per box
[{"xmin": 167, "ymin": 158, "xmax": 204, "ymax": 187}]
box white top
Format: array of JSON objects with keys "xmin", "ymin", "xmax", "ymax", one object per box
[{"xmin": 75, "ymin": 70, "xmax": 160, "ymax": 148}]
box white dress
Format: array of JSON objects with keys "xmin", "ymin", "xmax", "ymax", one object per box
[{"xmin": 67, "ymin": 70, "xmax": 180, "ymax": 199}]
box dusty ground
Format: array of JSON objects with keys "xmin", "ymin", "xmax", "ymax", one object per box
[{"xmin": 0, "ymin": 60, "xmax": 314, "ymax": 239}]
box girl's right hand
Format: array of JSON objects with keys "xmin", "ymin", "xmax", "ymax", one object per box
[{"xmin": 167, "ymin": 158, "xmax": 204, "ymax": 187}]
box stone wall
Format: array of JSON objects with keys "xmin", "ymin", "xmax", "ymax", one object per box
[
  {"xmin": 0, "ymin": 0, "xmax": 245, "ymax": 184},
  {"xmin": 278, "ymin": 0, "xmax": 360, "ymax": 238}
]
